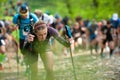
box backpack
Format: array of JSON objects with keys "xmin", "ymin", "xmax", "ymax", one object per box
[
  {"xmin": 17, "ymin": 13, "xmax": 34, "ymax": 33},
  {"xmin": 41, "ymin": 14, "xmax": 44, "ymax": 20}
]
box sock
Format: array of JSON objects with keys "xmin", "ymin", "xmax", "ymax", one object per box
[
  {"xmin": 90, "ymin": 46, "xmax": 93, "ymax": 54},
  {"xmin": 95, "ymin": 43, "xmax": 98, "ymax": 53}
]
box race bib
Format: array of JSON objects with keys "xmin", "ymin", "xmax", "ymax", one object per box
[
  {"xmin": 74, "ymin": 33, "xmax": 80, "ymax": 37},
  {"xmin": 23, "ymin": 30, "xmax": 29, "ymax": 36},
  {"xmin": 1, "ymin": 39, "xmax": 5, "ymax": 45}
]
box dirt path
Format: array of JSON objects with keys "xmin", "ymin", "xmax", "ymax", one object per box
[{"xmin": 0, "ymin": 47, "xmax": 120, "ymax": 80}]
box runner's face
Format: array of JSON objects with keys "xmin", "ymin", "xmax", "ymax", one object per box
[
  {"xmin": 35, "ymin": 28, "xmax": 47, "ymax": 41},
  {"xmin": 107, "ymin": 24, "xmax": 111, "ymax": 28},
  {"xmin": 20, "ymin": 13, "xmax": 28, "ymax": 19},
  {"xmin": 74, "ymin": 23, "xmax": 79, "ymax": 29},
  {"xmin": 20, "ymin": 10, "xmax": 28, "ymax": 19}
]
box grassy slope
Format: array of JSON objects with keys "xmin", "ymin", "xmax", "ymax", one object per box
[
  {"xmin": 0, "ymin": 53, "xmax": 112, "ymax": 80},
  {"xmin": 33, "ymin": 54, "xmax": 112, "ymax": 80}
]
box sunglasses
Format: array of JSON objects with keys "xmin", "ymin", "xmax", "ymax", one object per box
[{"xmin": 20, "ymin": 10, "xmax": 28, "ymax": 16}]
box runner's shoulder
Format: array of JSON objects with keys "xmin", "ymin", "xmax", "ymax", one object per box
[
  {"xmin": 13, "ymin": 13, "xmax": 20, "ymax": 19},
  {"xmin": 48, "ymin": 27, "xmax": 58, "ymax": 35}
]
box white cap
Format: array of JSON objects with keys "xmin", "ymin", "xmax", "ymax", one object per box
[{"xmin": 112, "ymin": 13, "xmax": 118, "ymax": 20}]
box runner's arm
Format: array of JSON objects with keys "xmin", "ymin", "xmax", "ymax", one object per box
[{"xmin": 49, "ymin": 27, "xmax": 70, "ymax": 47}]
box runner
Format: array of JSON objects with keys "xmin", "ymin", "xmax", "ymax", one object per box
[
  {"xmin": 12, "ymin": 4, "xmax": 38, "ymax": 80},
  {"xmin": 110, "ymin": 13, "xmax": 120, "ymax": 47},
  {"xmin": 26, "ymin": 20, "xmax": 71, "ymax": 80},
  {"xmin": 87, "ymin": 20, "xmax": 98, "ymax": 54},
  {"xmin": 0, "ymin": 20, "xmax": 6, "ymax": 70},
  {"xmin": 34, "ymin": 9, "xmax": 53, "ymax": 26},
  {"xmin": 100, "ymin": 20, "xmax": 115, "ymax": 58},
  {"xmin": 116, "ymin": 24, "xmax": 120, "ymax": 55},
  {"xmin": 71, "ymin": 22, "xmax": 81, "ymax": 49}
]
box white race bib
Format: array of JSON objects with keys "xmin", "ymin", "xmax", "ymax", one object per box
[
  {"xmin": 74, "ymin": 33, "xmax": 80, "ymax": 37},
  {"xmin": 1, "ymin": 39, "xmax": 5, "ymax": 45}
]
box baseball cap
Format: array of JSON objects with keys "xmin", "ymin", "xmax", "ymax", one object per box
[{"xmin": 19, "ymin": 4, "xmax": 29, "ymax": 15}]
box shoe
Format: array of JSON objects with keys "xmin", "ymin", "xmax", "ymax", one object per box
[{"xmin": 100, "ymin": 53, "xmax": 105, "ymax": 58}]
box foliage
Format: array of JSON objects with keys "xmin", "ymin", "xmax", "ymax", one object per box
[
  {"xmin": 28, "ymin": 0, "xmax": 120, "ymax": 20},
  {"xmin": 0, "ymin": 0, "xmax": 119, "ymax": 20}
]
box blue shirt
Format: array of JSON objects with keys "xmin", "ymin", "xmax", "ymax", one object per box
[
  {"xmin": 13, "ymin": 13, "xmax": 39, "ymax": 39},
  {"xmin": 110, "ymin": 18, "xmax": 120, "ymax": 29}
]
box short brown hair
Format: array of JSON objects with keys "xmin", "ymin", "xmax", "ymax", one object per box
[{"xmin": 34, "ymin": 20, "xmax": 45, "ymax": 27}]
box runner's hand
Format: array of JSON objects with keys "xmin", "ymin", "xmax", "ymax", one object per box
[
  {"xmin": 69, "ymin": 37, "xmax": 74, "ymax": 44},
  {"xmin": 27, "ymin": 34, "xmax": 35, "ymax": 42}
]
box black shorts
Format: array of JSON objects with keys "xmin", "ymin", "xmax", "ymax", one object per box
[
  {"xmin": 19, "ymin": 39, "xmax": 38, "ymax": 55},
  {"xmin": 103, "ymin": 35, "xmax": 113, "ymax": 44},
  {"xmin": 19, "ymin": 39, "xmax": 31, "ymax": 50},
  {"xmin": 74, "ymin": 37, "xmax": 79, "ymax": 42},
  {"xmin": 103, "ymin": 38, "xmax": 113, "ymax": 45}
]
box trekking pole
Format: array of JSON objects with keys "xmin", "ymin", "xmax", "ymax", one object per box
[
  {"xmin": 69, "ymin": 46, "xmax": 77, "ymax": 80},
  {"xmin": 65, "ymin": 25, "xmax": 77, "ymax": 80},
  {"xmin": 13, "ymin": 38, "xmax": 20, "ymax": 79},
  {"xmin": 22, "ymin": 25, "xmax": 33, "ymax": 80},
  {"xmin": 16, "ymin": 50, "xmax": 19, "ymax": 79},
  {"xmin": 26, "ymin": 64, "xmax": 31, "ymax": 80}
]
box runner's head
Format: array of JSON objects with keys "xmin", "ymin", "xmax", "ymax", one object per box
[
  {"xmin": 19, "ymin": 4, "xmax": 29, "ymax": 19},
  {"xmin": 33, "ymin": 20, "xmax": 47, "ymax": 41},
  {"xmin": 34, "ymin": 9, "xmax": 42, "ymax": 18},
  {"xmin": 106, "ymin": 20, "xmax": 111, "ymax": 27},
  {"xmin": 74, "ymin": 22, "xmax": 79, "ymax": 29}
]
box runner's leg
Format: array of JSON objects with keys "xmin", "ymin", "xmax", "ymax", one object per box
[{"xmin": 40, "ymin": 51, "xmax": 54, "ymax": 80}]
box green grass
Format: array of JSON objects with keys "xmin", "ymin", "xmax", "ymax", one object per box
[
  {"xmin": 36, "ymin": 54, "xmax": 110, "ymax": 80},
  {"xmin": 0, "ymin": 52, "xmax": 112, "ymax": 80}
]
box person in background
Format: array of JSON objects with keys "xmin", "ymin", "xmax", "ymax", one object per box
[
  {"xmin": 12, "ymin": 4, "xmax": 38, "ymax": 80},
  {"xmin": 71, "ymin": 22, "xmax": 81, "ymax": 49},
  {"xmin": 0, "ymin": 21, "xmax": 6, "ymax": 70},
  {"xmin": 100, "ymin": 20, "xmax": 115, "ymax": 58},
  {"xmin": 87, "ymin": 20, "xmax": 98, "ymax": 54},
  {"xmin": 34, "ymin": 9, "xmax": 53, "ymax": 26},
  {"xmin": 110, "ymin": 13, "xmax": 120, "ymax": 46}
]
